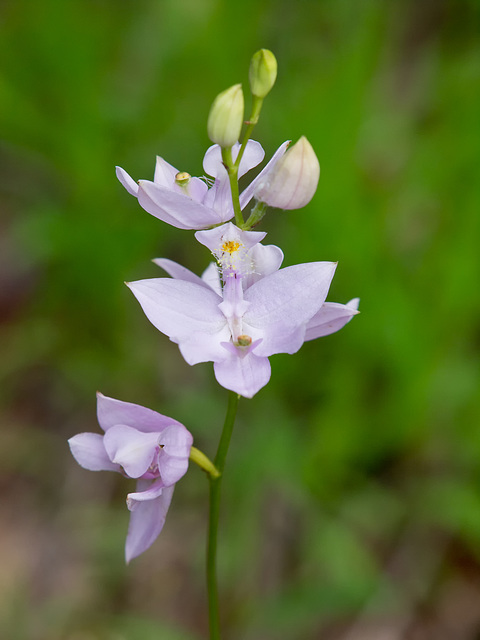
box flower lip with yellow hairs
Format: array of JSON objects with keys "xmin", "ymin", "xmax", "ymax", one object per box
[{"xmin": 127, "ymin": 224, "xmax": 356, "ymax": 398}]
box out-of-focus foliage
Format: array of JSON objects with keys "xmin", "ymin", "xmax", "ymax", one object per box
[{"xmin": 1, "ymin": 0, "xmax": 479, "ymax": 639}]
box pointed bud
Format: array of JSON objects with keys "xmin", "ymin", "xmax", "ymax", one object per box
[
  {"xmin": 249, "ymin": 49, "xmax": 277, "ymax": 98},
  {"xmin": 207, "ymin": 84, "xmax": 244, "ymax": 148},
  {"xmin": 254, "ymin": 136, "xmax": 320, "ymax": 210}
]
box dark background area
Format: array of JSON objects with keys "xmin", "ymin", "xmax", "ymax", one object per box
[{"xmin": 1, "ymin": 0, "xmax": 479, "ymax": 638}]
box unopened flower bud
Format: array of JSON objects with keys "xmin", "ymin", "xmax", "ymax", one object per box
[
  {"xmin": 207, "ymin": 84, "xmax": 244, "ymax": 148},
  {"xmin": 249, "ymin": 49, "xmax": 277, "ymax": 98},
  {"xmin": 254, "ymin": 136, "xmax": 320, "ymax": 209}
]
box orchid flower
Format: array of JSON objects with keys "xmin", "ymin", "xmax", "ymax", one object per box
[
  {"xmin": 68, "ymin": 393, "xmax": 193, "ymax": 562},
  {"xmin": 116, "ymin": 140, "xmax": 289, "ymax": 230},
  {"xmin": 127, "ymin": 224, "xmax": 358, "ymax": 398}
]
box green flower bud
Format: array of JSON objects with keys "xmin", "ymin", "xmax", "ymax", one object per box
[
  {"xmin": 207, "ymin": 84, "xmax": 244, "ymax": 148},
  {"xmin": 254, "ymin": 136, "xmax": 320, "ymax": 210},
  {"xmin": 249, "ymin": 49, "xmax": 277, "ymax": 98}
]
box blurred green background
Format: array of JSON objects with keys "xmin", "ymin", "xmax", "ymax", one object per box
[{"xmin": 1, "ymin": 0, "xmax": 480, "ymax": 638}]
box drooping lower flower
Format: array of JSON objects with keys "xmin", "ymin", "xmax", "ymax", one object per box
[
  {"xmin": 68, "ymin": 393, "xmax": 193, "ymax": 562},
  {"xmin": 116, "ymin": 140, "xmax": 289, "ymax": 230},
  {"xmin": 127, "ymin": 224, "xmax": 358, "ymax": 398}
]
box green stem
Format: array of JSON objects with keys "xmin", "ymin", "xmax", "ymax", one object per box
[
  {"xmin": 221, "ymin": 147, "xmax": 243, "ymax": 227},
  {"xmin": 207, "ymin": 391, "xmax": 240, "ymax": 640},
  {"xmin": 234, "ymin": 95, "xmax": 264, "ymax": 171}
]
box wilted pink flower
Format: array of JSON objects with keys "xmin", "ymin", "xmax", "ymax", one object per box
[
  {"xmin": 68, "ymin": 393, "xmax": 193, "ymax": 562},
  {"xmin": 128, "ymin": 224, "xmax": 358, "ymax": 398},
  {"xmin": 116, "ymin": 140, "xmax": 289, "ymax": 230}
]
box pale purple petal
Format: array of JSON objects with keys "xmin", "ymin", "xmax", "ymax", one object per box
[
  {"xmin": 201, "ymin": 170, "xmax": 233, "ymax": 218},
  {"xmin": 160, "ymin": 423, "xmax": 193, "ymax": 458},
  {"xmin": 195, "ymin": 222, "xmax": 265, "ymax": 254},
  {"xmin": 103, "ymin": 425, "xmax": 160, "ymax": 478},
  {"xmin": 214, "ymin": 350, "xmax": 271, "ymax": 398},
  {"xmin": 242, "ymin": 322, "xmax": 307, "ymax": 357},
  {"xmin": 127, "ymin": 278, "xmax": 225, "ymax": 345},
  {"xmin": 154, "ymin": 155, "xmax": 208, "ymax": 200},
  {"xmin": 68, "ymin": 433, "xmax": 121, "ymax": 472},
  {"xmin": 185, "ymin": 176, "xmax": 209, "ymax": 201},
  {"xmin": 236, "ymin": 140, "xmax": 265, "ymax": 178},
  {"xmin": 158, "ymin": 451, "xmax": 189, "ymax": 486},
  {"xmin": 348, "ymin": 298, "xmax": 360, "ymax": 311},
  {"xmin": 202, "ymin": 144, "xmax": 225, "ymax": 177},
  {"xmin": 201, "ymin": 262, "xmax": 222, "ymax": 295},
  {"xmin": 178, "ymin": 328, "xmax": 232, "ymax": 365},
  {"xmin": 243, "ymin": 262, "xmax": 337, "ymax": 356},
  {"xmin": 123, "ymin": 422, "xmax": 192, "ymax": 487},
  {"xmin": 242, "ymin": 243, "xmax": 284, "ymax": 289},
  {"xmin": 116, "ymin": 166, "xmax": 139, "ymax": 196},
  {"xmin": 153, "ymin": 258, "xmax": 211, "ymax": 289},
  {"xmin": 125, "ymin": 482, "xmax": 174, "ymax": 562},
  {"xmin": 305, "ymin": 298, "xmax": 360, "ymax": 340},
  {"xmin": 153, "ymin": 156, "xmax": 179, "ymax": 187},
  {"xmin": 203, "ymin": 140, "xmax": 264, "ymax": 178},
  {"xmin": 138, "ymin": 180, "xmax": 229, "ymax": 230},
  {"xmin": 239, "ymin": 140, "xmax": 290, "ymax": 210},
  {"xmin": 97, "ymin": 392, "xmax": 178, "ymax": 434},
  {"xmin": 126, "ymin": 478, "xmax": 166, "ymax": 507}
]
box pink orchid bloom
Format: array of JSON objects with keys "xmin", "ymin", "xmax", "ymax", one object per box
[
  {"xmin": 128, "ymin": 224, "xmax": 358, "ymax": 398},
  {"xmin": 116, "ymin": 140, "xmax": 289, "ymax": 230},
  {"xmin": 68, "ymin": 393, "xmax": 193, "ymax": 562}
]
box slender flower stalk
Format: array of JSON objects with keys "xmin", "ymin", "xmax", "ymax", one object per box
[
  {"xmin": 234, "ymin": 94, "xmax": 263, "ymax": 174},
  {"xmin": 221, "ymin": 146, "xmax": 244, "ymax": 227},
  {"xmin": 207, "ymin": 391, "xmax": 240, "ymax": 640},
  {"xmin": 234, "ymin": 49, "xmax": 277, "ymax": 172}
]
